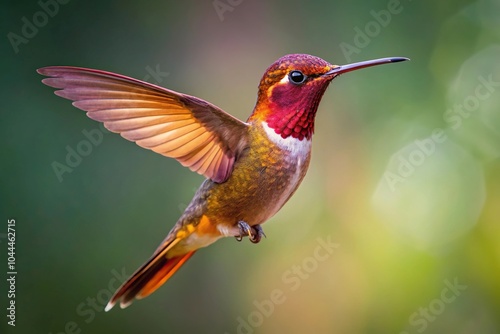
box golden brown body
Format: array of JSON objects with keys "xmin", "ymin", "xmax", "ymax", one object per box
[{"xmin": 171, "ymin": 121, "xmax": 312, "ymax": 254}]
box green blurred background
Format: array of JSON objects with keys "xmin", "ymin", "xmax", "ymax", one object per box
[{"xmin": 2, "ymin": 0, "xmax": 500, "ymax": 333}]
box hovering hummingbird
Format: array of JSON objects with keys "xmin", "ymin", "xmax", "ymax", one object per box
[{"xmin": 38, "ymin": 54, "xmax": 408, "ymax": 311}]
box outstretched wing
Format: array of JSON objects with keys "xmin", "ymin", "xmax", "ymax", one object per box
[{"xmin": 38, "ymin": 66, "xmax": 249, "ymax": 183}]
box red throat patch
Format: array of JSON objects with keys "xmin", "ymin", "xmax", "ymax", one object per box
[{"xmin": 266, "ymin": 80, "xmax": 330, "ymax": 140}]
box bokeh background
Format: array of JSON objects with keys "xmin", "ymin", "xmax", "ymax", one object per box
[{"xmin": 2, "ymin": 0, "xmax": 500, "ymax": 333}]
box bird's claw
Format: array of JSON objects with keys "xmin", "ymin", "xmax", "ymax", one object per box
[
  {"xmin": 250, "ymin": 225, "xmax": 266, "ymax": 243},
  {"xmin": 235, "ymin": 221, "xmax": 266, "ymax": 244}
]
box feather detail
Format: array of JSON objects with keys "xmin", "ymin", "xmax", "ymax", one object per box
[{"xmin": 38, "ymin": 66, "xmax": 249, "ymax": 183}]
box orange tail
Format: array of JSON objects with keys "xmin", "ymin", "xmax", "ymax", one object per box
[{"xmin": 105, "ymin": 237, "xmax": 195, "ymax": 311}]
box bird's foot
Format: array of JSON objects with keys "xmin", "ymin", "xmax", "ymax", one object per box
[{"xmin": 235, "ymin": 221, "xmax": 266, "ymax": 244}]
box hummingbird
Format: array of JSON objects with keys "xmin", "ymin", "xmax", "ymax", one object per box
[{"xmin": 38, "ymin": 54, "xmax": 408, "ymax": 311}]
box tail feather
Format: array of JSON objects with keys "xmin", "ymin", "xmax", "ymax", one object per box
[
  {"xmin": 105, "ymin": 237, "xmax": 195, "ymax": 311},
  {"xmin": 138, "ymin": 251, "xmax": 195, "ymax": 299}
]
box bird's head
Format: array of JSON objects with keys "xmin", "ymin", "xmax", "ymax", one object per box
[{"xmin": 250, "ymin": 53, "xmax": 408, "ymax": 140}]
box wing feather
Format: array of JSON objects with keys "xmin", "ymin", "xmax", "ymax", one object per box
[
  {"xmin": 178, "ymin": 140, "xmax": 215, "ymax": 168},
  {"xmin": 196, "ymin": 144, "xmax": 221, "ymax": 176},
  {"xmin": 150, "ymin": 127, "xmax": 210, "ymax": 156},
  {"xmin": 38, "ymin": 66, "xmax": 249, "ymax": 182}
]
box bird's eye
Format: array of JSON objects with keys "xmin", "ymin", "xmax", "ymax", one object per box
[{"xmin": 289, "ymin": 70, "xmax": 307, "ymax": 84}]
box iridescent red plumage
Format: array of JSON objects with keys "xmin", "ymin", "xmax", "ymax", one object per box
[{"xmin": 249, "ymin": 54, "xmax": 335, "ymax": 140}]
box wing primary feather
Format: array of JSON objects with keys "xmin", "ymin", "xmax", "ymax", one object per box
[
  {"xmin": 151, "ymin": 129, "xmax": 211, "ymax": 157},
  {"xmin": 38, "ymin": 65, "xmax": 250, "ymax": 182},
  {"xmin": 196, "ymin": 145, "xmax": 221, "ymax": 176}
]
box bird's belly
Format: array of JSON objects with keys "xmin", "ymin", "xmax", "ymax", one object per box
[
  {"xmin": 206, "ymin": 137, "xmax": 312, "ymax": 236},
  {"xmin": 251, "ymin": 158, "xmax": 305, "ymax": 224}
]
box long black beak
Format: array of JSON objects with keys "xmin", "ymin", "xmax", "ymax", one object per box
[{"xmin": 324, "ymin": 57, "xmax": 409, "ymax": 76}]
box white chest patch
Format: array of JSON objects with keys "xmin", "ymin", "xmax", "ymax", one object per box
[
  {"xmin": 262, "ymin": 122, "xmax": 312, "ymax": 157},
  {"xmin": 259, "ymin": 122, "xmax": 312, "ymax": 223}
]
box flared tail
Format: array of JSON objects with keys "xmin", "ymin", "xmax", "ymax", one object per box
[{"xmin": 105, "ymin": 237, "xmax": 195, "ymax": 311}]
